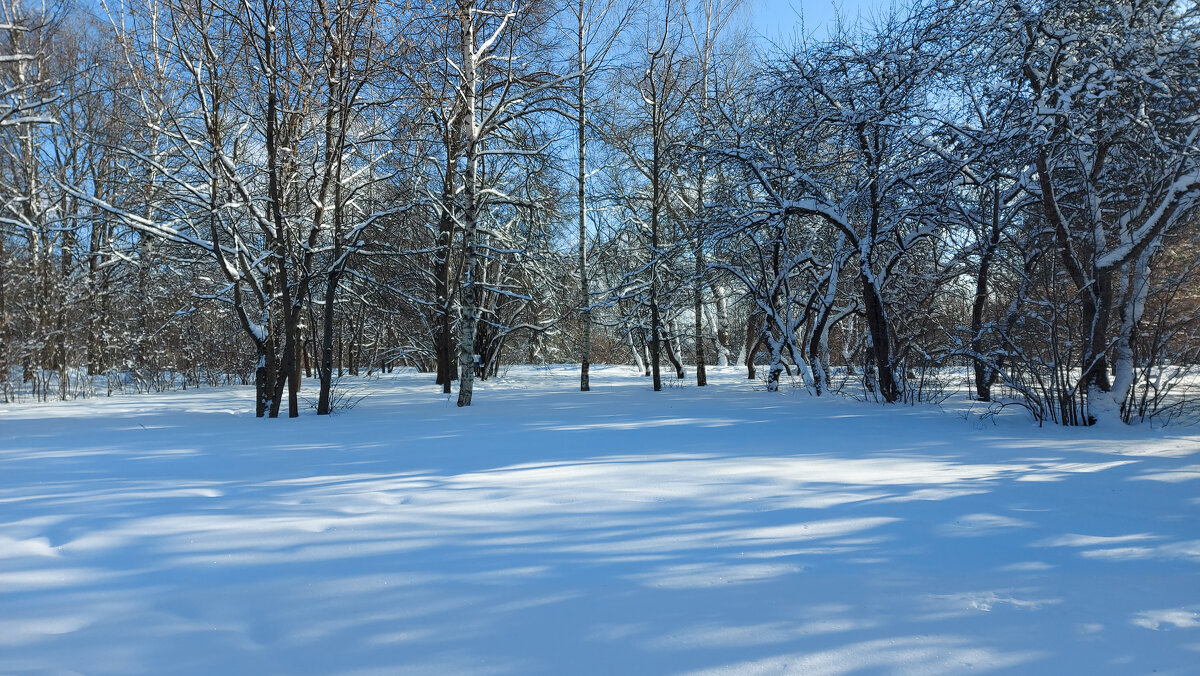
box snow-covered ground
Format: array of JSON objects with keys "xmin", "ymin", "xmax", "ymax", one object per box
[{"xmin": 1, "ymin": 366, "xmax": 1197, "ymax": 675}]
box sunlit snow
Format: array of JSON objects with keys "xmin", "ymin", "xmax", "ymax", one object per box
[{"xmin": 1, "ymin": 366, "xmax": 1197, "ymax": 674}]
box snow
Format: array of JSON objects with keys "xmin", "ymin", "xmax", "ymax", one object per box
[{"xmin": 1, "ymin": 366, "xmax": 1198, "ymax": 675}]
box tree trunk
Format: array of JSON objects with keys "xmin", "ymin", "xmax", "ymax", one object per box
[
  {"xmin": 628, "ymin": 329, "xmax": 645, "ymax": 374},
  {"xmin": 649, "ymin": 302, "xmax": 662, "ymax": 391},
  {"xmin": 662, "ymin": 332, "xmax": 684, "ymax": 380},
  {"xmin": 434, "ymin": 157, "xmax": 457, "ymax": 393},
  {"xmin": 576, "ymin": 0, "xmax": 591, "ymax": 393},
  {"xmin": 971, "ymin": 189, "xmax": 1001, "ymax": 401},
  {"xmin": 261, "ymin": 6, "xmax": 297, "ymax": 419},
  {"xmin": 456, "ymin": 2, "xmax": 480, "ymax": 407},
  {"xmin": 860, "ymin": 272, "xmax": 899, "ymax": 402},
  {"xmin": 255, "ymin": 353, "xmax": 270, "ymax": 418},
  {"xmin": 711, "ymin": 281, "xmax": 730, "ymax": 366},
  {"xmin": 317, "ymin": 270, "xmax": 339, "ymax": 414},
  {"xmin": 744, "ymin": 312, "xmax": 762, "ymax": 380},
  {"xmin": 0, "ymin": 231, "xmax": 8, "ymax": 391},
  {"xmin": 693, "ymin": 257, "xmax": 707, "ymax": 387},
  {"xmin": 1081, "ymin": 270, "xmax": 1114, "ymax": 400}
]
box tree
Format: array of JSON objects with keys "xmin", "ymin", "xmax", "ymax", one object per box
[
  {"xmin": 561, "ymin": 0, "xmax": 634, "ymax": 391},
  {"xmin": 1002, "ymin": 0, "xmax": 1200, "ymax": 423},
  {"xmin": 605, "ymin": 0, "xmax": 694, "ymax": 391},
  {"xmin": 715, "ymin": 1, "xmax": 964, "ymax": 400}
]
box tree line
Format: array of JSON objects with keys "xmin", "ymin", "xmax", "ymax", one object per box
[{"xmin": 2, "ymin": 0, "xmax": 1198, "ymax": 424}]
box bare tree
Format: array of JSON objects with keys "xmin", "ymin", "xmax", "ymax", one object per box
[{"xmin": 1004, "ymin": 0, "xmax": 1200, "ymax": 423}]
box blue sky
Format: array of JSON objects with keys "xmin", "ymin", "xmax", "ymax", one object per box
[{"xmin": 749, "ymin": 0, "xmax": 882, "ymax": 43}]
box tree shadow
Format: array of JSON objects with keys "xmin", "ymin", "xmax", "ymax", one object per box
[{"xmin": 1, "ymin": 369, "xmax": 1198, "ymax": 674}]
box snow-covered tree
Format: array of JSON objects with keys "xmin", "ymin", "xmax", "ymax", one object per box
[{"xmin": 1000, "ymin": 0, "xmax": 1200, "ymax": 423}]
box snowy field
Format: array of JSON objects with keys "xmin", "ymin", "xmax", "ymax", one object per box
[{"xmin": 1, "ymin": 366, "xmax": 1198, "ymax": 675}]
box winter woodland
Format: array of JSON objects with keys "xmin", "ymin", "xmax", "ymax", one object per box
[
  {"xmin": 3, "ymin": 1, "xmax": 1200, "ymax": 673},
  {"xmin": 1, "ymin": 0, "xmax": 1198, "ymax": 423}
]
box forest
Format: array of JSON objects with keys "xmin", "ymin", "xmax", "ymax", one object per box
[
  {"xmin": 4, "ymin": 2, "xmax": 1200, "ymax": 671},
  {"xmin": 2, "ymin": 0, "xmax": 1199, "ymax": 425}
]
